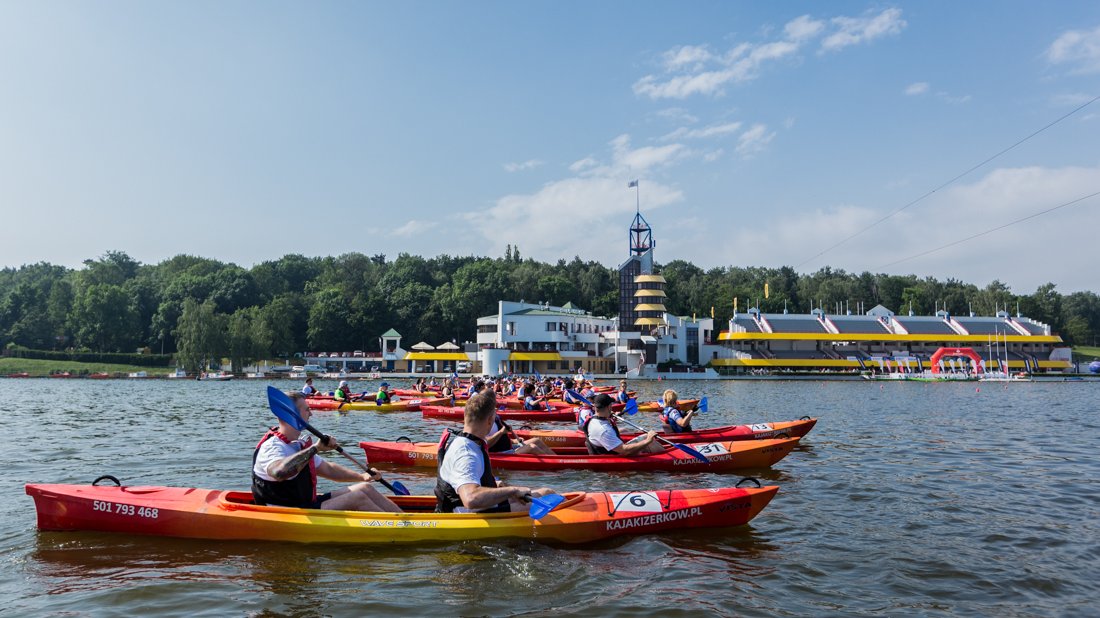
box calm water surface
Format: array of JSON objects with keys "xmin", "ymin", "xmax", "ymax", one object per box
[{"xmin": 2, "ymin": 378, "xmax": 1097, "ymax": 616}]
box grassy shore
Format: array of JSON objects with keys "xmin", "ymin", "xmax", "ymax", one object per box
[
  {"xmin": 1074, "ymin": 346, "xmax": 1100, "ymax": 360},
  {"xmin": 0, "ymin": 358, "xmax": 171, "ymax": 377}
]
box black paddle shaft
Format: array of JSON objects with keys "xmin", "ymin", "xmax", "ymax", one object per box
[{"xmin": 297, "ymin": 419, "xmax": 401, "ymax": 494}]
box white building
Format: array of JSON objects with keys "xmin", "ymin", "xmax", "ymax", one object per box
[{"xmin": 476, "ymin": 301, "xmax": 617, "ymax": 376}]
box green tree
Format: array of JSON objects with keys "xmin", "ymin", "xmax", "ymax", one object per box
[
  {"xmin": 175, "ymin": 298, "xmax": 225, "ymax": 372},
  {"xmin": 70, "ymin": 283, "xmax": 140, "ymax": 352}
]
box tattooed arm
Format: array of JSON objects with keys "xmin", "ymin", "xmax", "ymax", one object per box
[{"xmin": 266, "ymin": 445, "xmax": 318, "ymax": 480}]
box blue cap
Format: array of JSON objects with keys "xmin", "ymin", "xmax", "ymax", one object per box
[{"xmin": 380, "ymin": 382, "xmax": 389, "ymax": 387}]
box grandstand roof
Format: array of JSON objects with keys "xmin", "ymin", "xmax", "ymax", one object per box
[
  {"xmin": 766, "ymin": 317, "xmax": 827, "ymax": 333},
  {"xmin": 955, "ymin": 319, "xmax": 1014, "ymax": 336},
  {"xmin": 895, "ymin": 319, "xmax": 956, "ymax": 335},
  {"xmin": 830, "ymin": 317, "xmax": 892, "ymax": 334}
]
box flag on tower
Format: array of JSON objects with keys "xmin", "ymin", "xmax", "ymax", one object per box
[
  {"xmin": 627, "ymin": 180, "xmax": 638, "ymax": 188},
  {"xmin": 765, "ymin": 282, "xmax": 770, "ymax": 299}
]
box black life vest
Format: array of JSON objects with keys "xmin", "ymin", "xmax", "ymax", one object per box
[
  {"xmin": 487, "ymin": 416, "xmax": 514, "ymax": 453},
  {"xmin": 434, "ymin": 429, "xmax": 509, "ymax": 514},
  {"xmin": 251, "ymin": 429, "xmax": 317, "ymax": 508},
  {"xmin": 582, "ymin": 416, "xmax": 622, "ymax": 455}
]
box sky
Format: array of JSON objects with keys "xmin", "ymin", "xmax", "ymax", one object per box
[{"xmin": 1, "ymin": 2, "xmax": 1099, "ymax": 294}]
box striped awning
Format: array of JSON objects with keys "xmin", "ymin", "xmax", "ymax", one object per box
[{"xmin": 509, "ymin": 352, "xmax": 563, "ymax": 361}]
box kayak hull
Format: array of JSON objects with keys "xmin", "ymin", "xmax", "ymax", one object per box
[
  {"xmin": 308, "ymin": 397, "xmax": 449, "ymax": 412},
  {"xmin": 25, "ymin": 483, "xmax": 777, "ymax": 545},
  {"xmin": 515, "ymin": 417, "xmax": 817, "ymax": 448},
  {"xmin": 360, "ymin": 437, "xmax": 800, "ymax": 472},
  {"xmin": 421, "ymin": 405, "xmax": 576, "ymax": 422}
]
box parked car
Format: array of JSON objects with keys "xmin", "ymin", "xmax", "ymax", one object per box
[
  {"xmin": 353, "ymin": 350, "xmax": 365, "ymax": 357},
  {"xmin": 317, "ymin": 352, "xmax": 328, "ymax": 358}
]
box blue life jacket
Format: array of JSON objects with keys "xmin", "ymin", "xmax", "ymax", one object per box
[{"xmin": 661, "ymin": 406, "xmax": 692, "ymax": 433}]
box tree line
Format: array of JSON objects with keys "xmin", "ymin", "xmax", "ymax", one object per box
[{"xmin": 1, "ymin": 250, "xmax": 1096, "ymax": 371}]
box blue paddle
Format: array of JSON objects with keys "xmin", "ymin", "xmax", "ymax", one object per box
[
  {"xmin": 567, "ymin": 390, "xmax": 710, "ymax": 463},
  {"xmin": 526, "ymin": 493, "xmax": 566, "ymax": 520},
  {"xmin": 266, "ymin": 386, "xmax": 411, "ymax": 496},
  {"xmin": 697, "ymin": 397, "xmax": 708, "ymax": 413}
]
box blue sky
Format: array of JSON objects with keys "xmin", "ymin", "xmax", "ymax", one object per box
[{"xmin": 2, "ymin": 2, "xmax": 1099, "ymax": 294}]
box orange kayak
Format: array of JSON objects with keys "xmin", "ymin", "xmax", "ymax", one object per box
[
  {"xmin": 514, "ymin": 417, "xmax": 817, "ymax": 448},
  {"xmin": 360, "ymin": 437, "xmax": 800, "ymax": 472},
  {"xmin": 25, "ymin": 482, "xmax": 777, "ymax": 545}
]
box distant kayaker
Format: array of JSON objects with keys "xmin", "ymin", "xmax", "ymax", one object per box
[
  {"xmin": 435, "ymin": 391, "xmax": 554, "ymax": 513},
  {"xmin": 485, "ymin": 394, "xmax": 555, "ymax": 455},
  {"xmin": 252, "ymin": 391, "xmax": 401, "ymax": 512},
  {"xmin": 413, "ymin": 377, "xmax": 428, "ymax": 393},
  {"xmin": 301, "ymin": 377, "xmax": 318, "ymax": 396},
  {"xmin": 522, "ymin": 383, "xmax": 548, "ymax": 411},
  {"xmin": 659, "ymin": 389, "xmax": 697, "ymax": 434},
  {"xmin": 616, "ymin": 380, "xmax": 630, "ymax": 404},
  {"xmin": 334, "ymin": 380, "xmax": 355, "ymax": 405},
  {"xmin": 376, "ymin": 382, "xmax": 396, "ymax": 405},
  {"xmin": 584, "ymin": 394, "xmax": 662, "ymax": 455}
]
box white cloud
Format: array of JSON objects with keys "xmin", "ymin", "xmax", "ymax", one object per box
[
  {"xmin": 569, "ymin": 156, "xmax": 599, "ymax": 173},
  {"xmin": 660, "ymin": 121, "xmax": 742, "ymax": 141},
  {"xmin": 905, "ymin": 82, "xmax": 929, "ymax": 95},
  {"xmin": 393, "ymin": 219, "xmax": 438, "ymax": 237},
  {"xmin": 633, "ymin": 9, "xmax": 905, "ymax": 100},
  {"xmin": 736, "ymin": 124, "xmax": 776, "ymax": 156},
  {"xmin": 711, "ymin": 164, "xmax": 1100, "ymax": 292},
  {"xmin": 661, "ymin": 45, "xmax": 714, "ymax": 71},
  {"xmin": 654, "ymin": 107, "xmax": 700, "ymax": 125},
  {"xmin": 1050, "ymin": 92, "xmax": 1096, "ymax": 107},
  {"xmin": 785, "ymin": 15, "xmax": 826, "ymax": 41},
  {"xmin": 703, "ymin": 149, "xmax": 725, "ymax": 162},
  {"xmin": 1046, "ymin": 24, "xmax": 1100, "ymax": 74},
  {"xmin": 503, "ymin": 159, "xmax": 543, "ymax": 173},
  {"xmin": 460, "ymin": 136, "xmax": 687, "ymax": 264},
  {"xmin": 821, "ymin": 8, "xmax": 907, "ymax": 53}
]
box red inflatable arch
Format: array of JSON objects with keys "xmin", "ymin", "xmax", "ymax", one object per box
[{"xmin": 928, "ymin": 347, "xmax": 983, "ymax": 374}]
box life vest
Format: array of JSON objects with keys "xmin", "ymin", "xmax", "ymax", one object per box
[
  {"xmin": 434, "ymin": 429, "xmax": 509, "ymax": 513},
  {"xmin": 617, "ymin": 390, "xmax": 629, "ymax": 404},
  {"xmin": 376, "ymin": 389, "xmax": 391, "ymax": 404},
  {"xmin": 576, "ymin": 406, "xmax": 594, "ymax": 429},
  {"xmin": 582, "ymin": 416, "xmax": 622, "ymax": 455},
  {"xmin": 335, "ymin": 387, "xmax": 351, "ymax": 402},
  {"xmin": 661, "ymin": 406, "xmax": 692, "ymax": 433},
  {"xmin": 488, "ymin": 417, "xmax": 514, "ymax": 453},
  {"xmin": 251, "ymin": 429, "xmax": 317, "ymax": 508},
  {"xmin": 523, "ymin": 396, "xmax": 542, "ymax": 411}
]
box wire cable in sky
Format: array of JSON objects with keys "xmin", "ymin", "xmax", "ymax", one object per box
[
  {"xmin": 877, "ymin": 189, "xmax": 1100, "ymax": 269},
  {"xmin": 795, "ymin": 93, "xmax": 1100, "ymax": 270}
]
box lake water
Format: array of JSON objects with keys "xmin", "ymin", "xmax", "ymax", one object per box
[{"xmin": 3, "ymin": 378, "xmax": 1097, "ymax": 616}]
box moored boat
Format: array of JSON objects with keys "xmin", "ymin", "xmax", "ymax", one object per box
[
  {"xmin": 360, "ymin": 437, "xmax": 800, "ymax": 472},
  {"xmin": 513, "ymin": 417, "xmax": 817, "ymax": 448},
  {"xmin": 25, "ymin": 481, "xmax": 777, "ymax": 545}
]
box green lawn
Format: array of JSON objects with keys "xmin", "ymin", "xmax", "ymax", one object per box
[
  {"xmin": 0, "ymin": 357, "xmax": 171, "ymax": 377},
  {"xmin": 1074, "ymin": 346, "xmax": 1100, "ymax": 360}
]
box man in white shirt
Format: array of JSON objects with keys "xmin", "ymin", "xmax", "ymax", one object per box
[
  {"xmin": 252, "ymin": 391, "xmax": 402, "ymax": 512},
  {"xmin": 435, "ymin": 390, "xmax": 554, "ymax": 513},
  {"xmin": 582, "ymin": 394, "xmax": 662, "ymax": 455}
]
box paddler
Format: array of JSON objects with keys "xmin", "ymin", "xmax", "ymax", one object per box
[
  {"xmin": 659, "ymin": 389, "xmax": 697, "ymax": 433},
  {"xmin": 616, "ymin": 380, "xmax": 630, "ymax": 404},
  {"xmin": 584, "ymin": 394, "xmax": 662, "ymax": 455},
  {"xmin": 252, "ymin": 391, "xmax": 402, "ymax": 512},
  {"xmin": 435, "ymin": 391, "xmax": 554, "ymax": 513},
  {"xmin": 522, "ymin": 383, "xmax": 548, "ymax": 411},
  {"xmin": 485, "ymin": 391, "xmax": 555, "ymax": 455},
  {"xmin": 334, "ymin": 380, "xmax": 356, "ymax": 406},
  {"xmin": 301, "ymin": 377, "xmax": 319, "ymax": 396},
  {"xmin": 375, "ymin": 382, "xmax": 397, "ymax": 405}
]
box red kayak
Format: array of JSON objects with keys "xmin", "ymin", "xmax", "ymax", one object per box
[
  {"xmin": 514, "ymin": 417, "xmax": 817, "ymax": 448},
  {"xmin": 308, "ymin": 397, "xmax": 450, "ymax": 412},
  {"xmin": 421, "ymin": 405, "xmax": 576, "ymax": 422},
  {"xmin": 360, "ymin": 437, "xmax": 800, "ymax": 472}
]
